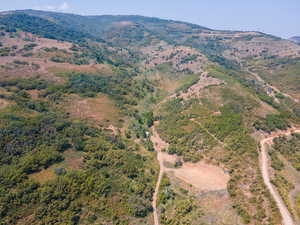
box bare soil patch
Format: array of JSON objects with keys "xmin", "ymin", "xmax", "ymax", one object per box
[
  {"xmin": 173, "ymin": 72, "xmax": 224, "ymax": 100},
  {"xmin": 151, "ymin": 124, "xmax": 229, "ymax": 192},
  {"xmin": 26, "ymin": 90, "xmax": 41, "ymax": 100},
  {"xmin": 29, "ymin": 166, "xmax": 57, "ymax": 184},
  {"xmin": 166, "ymin": 162, "xmax": 229, "ymax": 191},
  {"xmin": 47, "ymin": 63, "xmax": 114, "ymax": 76},
  {"xmin": 114, "ymin": 21, "xmax": 135, "ymax": 27},
  {"xmin": 0, "ymin": 98, "xmax": 10, "ymax": 109}
]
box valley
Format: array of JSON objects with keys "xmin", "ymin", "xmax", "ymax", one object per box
[{"xmin": 0, "ymin": 9, "xmax": 300, "ymax": 225}]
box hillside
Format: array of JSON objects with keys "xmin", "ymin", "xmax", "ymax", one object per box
[
  {"xmin": 289, "ymin": 36, "xmax": 300, "ymax": 44},
  {"xmin": 1, "ymin": 10, "xmax": 300, "ymax": 225}
]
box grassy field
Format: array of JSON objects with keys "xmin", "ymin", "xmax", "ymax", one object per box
[{"xmin": 62, "ymin": 93, "xmax": 123, "ymax": 127}]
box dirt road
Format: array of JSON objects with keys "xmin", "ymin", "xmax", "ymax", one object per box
[
  {"xmin": 151, "ymin": 125, "xmax": 168, "ymax": 225},
  {"xmin": 260, "ymin": 128, "xmax": 300, "ymax": 225},
  {"xmin": 152, "ymin": 157, "xmax": 164, "ymax": 225}
]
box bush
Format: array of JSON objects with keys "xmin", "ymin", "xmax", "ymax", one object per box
[
  {"xmin": 254, "ymin": 114, "xmax": 289, "ymax": 132},
  {"xmin": 54, "ymin": 167, "xmax": 67, "ymax": 176}
]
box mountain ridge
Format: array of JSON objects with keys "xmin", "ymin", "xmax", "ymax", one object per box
[
  {"xmin": 0, "ymin": 9, "xmax": 284, "ymax": 38},
  {"xmin": 2, "ymin": 9, "xmax": 298, "ymax": 67},
  {"xmin": 289, "ymin": 36, "xmax": 300, "ymax": 44}
]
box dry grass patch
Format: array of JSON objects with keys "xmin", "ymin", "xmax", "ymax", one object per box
[
  {"xmin": 254, "ymin": 100, "xmax": 278, "ymax": 117},
  {"xmin": 62, "ymin": 150, "xmax": 85, "ymax": 170},
  {"xmin": 0, "ymin": 99, "xmax": 10, "ymax": 110},
  {"xmin": 1, "ymin": 31, "xmax": 72, "ymax": 52},
  {"xmin": 29, "ymin": 166, "xmax": 57, "ymax": 184},
  {"xmin": 163, "ymin": 165, "xmax": 241, "ymax": 225},
  {"xmin": 63, "ymin": 94, "xmax": 122, "ymax": 127},
  {"xmin": 47, "ymin": 63, "xmax": 114, "ymax": 77},
  {"xmin": 158, "ymin": 77, "xmax": 181, "ymax": 93},
  {"xmin": 198, "ymin": 190, "xmax": 244, "ymax": 225},
  {"xmin": 26, "ymin": 90, "xmax": 41, "ymax": 100},
  {"xmin": 30, "ymin": 150, "xmax": 84, "ymax": 184},
  {"xmin": 0, "ymin": 56, "xmax": 65, "ymax": 83}
]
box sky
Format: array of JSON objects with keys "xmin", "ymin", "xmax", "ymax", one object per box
[{"xmin": 1, "ymin": 0, "xmax": 299, "ymax": 38}]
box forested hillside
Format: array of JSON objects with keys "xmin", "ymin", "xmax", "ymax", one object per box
[{"xmin": 1, "ymin": 10, "xmax": 300, "ymax": 225}]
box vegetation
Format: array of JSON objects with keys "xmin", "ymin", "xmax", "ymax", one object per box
[
  {"xmin": 156, "ymin": 66, "xmax": 282, "ymax": 224},
  {"xmin": 268, "ymin": 143, "xmax": 296, "ymax": 218},
  {"xmin": 158, "ymin": 175, "xmax": 204, "ymax": 225},
  {"xmin": 273, "ymin": 134, "xmax": 300, "ymax": 171},
  {"xmin": 0, "ymin": 71, "xmax": 157, "ymax": 224},
  {"xmin": 249, "ymin": 57, "xmax": 300, "ymax": 100},
  {"xmin": 157, "ymin": 98, "xmax": 215, "ymax": 162},
  {"xmin": 1, "ymin": 9, "xmax": 300, "ymax": 225},
  {"xmin": 0, "ymin": 14, "xmax": 93, "ymax": 43},
  {"xmin": 271, "ymin": 173, "xmax": 294, "ymax": 217},
  {"xmin": 254, "ymin": 114, "xmax": 290, "ymax": 133},
  {"xmin": 296, "ymin": 196, "xmax": 300, "ymax": 217},
  {"xmin": 63, "ymin": 72, "xmax": 154, "ymax": 114}
]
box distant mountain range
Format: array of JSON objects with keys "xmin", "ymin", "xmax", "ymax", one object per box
[{"xmin": 289, "ymin": 36, "xmax": 300, "ymax": 44}]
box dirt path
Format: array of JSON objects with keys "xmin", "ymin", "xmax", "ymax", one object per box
[
  {"xmin": 152, "ymin": 157, "xmax": 164, "ymax": 225},
  {"xmin": 151, "ymin": 125, "xmax": 169, "ymax": 225},
  {"xmin": 260, "ymin": 128, "xmax": 300, "ymax": 225}
]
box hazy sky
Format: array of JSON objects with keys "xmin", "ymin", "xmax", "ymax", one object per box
[{"xmin": 1, "ymin": 0, "xmax": 299, "ymax": 38}]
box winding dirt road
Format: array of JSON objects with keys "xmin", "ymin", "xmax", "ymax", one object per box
[
  {"xmin": 260, "ymin": 128, "xmax": 300, "ymax": 225},
  {"xmin": 151, "ymin": 125, "xmax": 168, "ymax": 225},
  {"xmin": 152, "ymin": 157, "xmax": 164, "ymax": 225}
]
